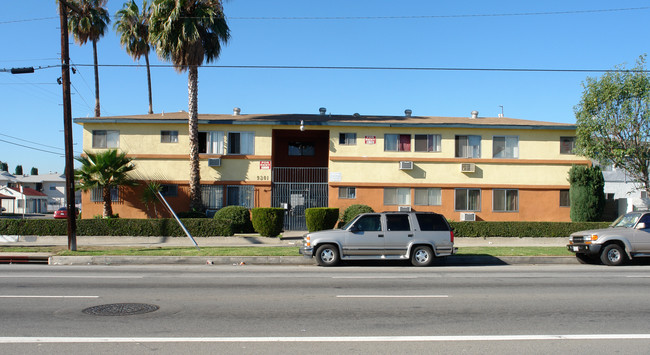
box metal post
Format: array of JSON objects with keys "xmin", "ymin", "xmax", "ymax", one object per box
[{"xmin": 59, "ymin": 0, "xmax": 76, "ymax": 251}]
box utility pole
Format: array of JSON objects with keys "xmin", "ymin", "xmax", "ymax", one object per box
[{"xmin": 59, "ymin": 0, "xmax": 77, "ymax": 251}]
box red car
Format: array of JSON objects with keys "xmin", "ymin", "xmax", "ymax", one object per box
[{"xmin": 53, "ymin": 207, "xmax": 79, "ymax": 219}]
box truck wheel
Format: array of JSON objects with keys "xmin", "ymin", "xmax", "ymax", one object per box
[
  {"xmin": 316, "ymin": 245, "xmax": 340, "ymax": 266},
  {"xmin": 411, "ymin": 246, "xmax": 434, "ymax": 267},
  {"xmin": 600, "ymin": 244, "xmax": 626, "ymax": 266}
]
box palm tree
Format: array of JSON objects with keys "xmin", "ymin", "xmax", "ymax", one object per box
[
  {"xmin": 75, "ymin": 150, "xmax": 137, "ymax": 218},
  {"xmin": 66, "ymin": 0, "xmax": 110, "ymax": 117},
  {"xmin": 149, "ymin": 0, "xmax": 230, "ymax": 211},
  {"xmin": 114, "ymin": 0, "xmax": 154, "ymax": 114}
]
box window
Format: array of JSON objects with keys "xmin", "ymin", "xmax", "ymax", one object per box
[
  {"xmin": 49, "ymin": 185, "xmax": 57, "ymax": 191},
  {"xmin": 455, "ymin": 188, "xmax": 481, "ymax": 211},
  {"xmin": 202, "ymin": 185, "xmax": 224, "ymax": 210},
  {"xmin": 493, "ymin": 136, "xmax": 519, "ymax": 159},
  {"xmin": 160, "ymin": 184, "xmax": 178, "ymax": 197},
  {"xmin": 339, "ymin": 133, "xmax": 357, "ymax": 145},
  {"xmin": 339, "ymin": 187, "xmax": 356, "ymax": 199},
  {"xmin": 386, "ymin": 214, "xmax": 411, "ymax": 231},
  {"xmin": 560, "ymin": 137, "xmax": 576, "ymax": 154},
  {"xmin": 288, "ymin": 142, "xmax": 315, "ymax": 156},
  {"xmin": 384, "ymin": 187, "xmax": 411, "ymax": 205},
  {"xmin": 414, "ymin": 134, "xmax": 441, "ymax": 152},
  {"xmin": 92, "ymin": 130, "xmax": 119, "ymax": 148},
  {"xmin": 414, "ymin": 188, "xmax": 441, "ymax": 206},
  {"xmin": 161, "ymin": 130, "xmax": 178, "ymax": 143},
  {"xmin": 384, "ymin": 134, "xmax": 411, "ymax": 152},
  {"xmin": 493, "ymin": 189, "xmax": 518, "ymax": 212},
  {"xmin": 198, "ymin": 131, "xmax": 224, "ymax": 154},
  {"xmin": 455, "ymin": 135, "xmax": 481, "ymax": 158},
  {"xmin": 416, "ymin": 213, "xmax": 450, "ymax": 231},
  {"xmin": 228, "ymin": 132, "xmax": 255, "ymax": 155},
  {"xmin": 90, "ymin": 187, "xmax": 119, "ymax": 202},
  {"xmin": 226, "ymin": 185, "xmax": 254, "ymax": 208},
  {"xmin": 560, "ymin": 189, "xmax": 570, "ymax": 207},
  {"xmin": 353, "ymin": 214, "xmax": 381, "ymax": 231}
]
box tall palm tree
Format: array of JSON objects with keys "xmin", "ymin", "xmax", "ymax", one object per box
[
  {"xmin": 114, "ymin": 0, "xmax": 154, "ymax": 114},
  {"xmin": 75, "ymin": 149, "xmax": 137, "ymax": 218},
  {"xmin": 66, "ymin": 0, "xmax": 110, "ymax": 117},
  {"xmin": 149, "ymin": 0, "xmax": 230, "ymax": 211}
]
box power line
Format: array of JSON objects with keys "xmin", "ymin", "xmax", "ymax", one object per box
[
  {"xmin": 1, "ymin": 6, "xmax": 648, "ymax": 25},
  {"xmin": 0, "ymin": 133, "xmax": 65, "ymax": 152},
  {"xmin": 0, "ymin": 138, "xmax": 65, "ymax": 156}
]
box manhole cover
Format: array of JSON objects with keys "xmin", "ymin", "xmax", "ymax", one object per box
[{"xmin": 82, "ymin": 303, "xmax": 159, "ymax": 316}]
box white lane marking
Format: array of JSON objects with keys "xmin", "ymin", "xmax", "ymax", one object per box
[
  {"xmin": 0, "ymin": 276, "xmax": 143, "ymax": 279},
  {"xmin": 332, "ymin": 276, "xmax": 418, "ymax": 279},
  {"xmin": 0, "ymin": 296, "xmax": 99, "ymax": 299},
  {"xmin": 1, "ymin": 334, "xmax": 650, "ymax": 343},
  {"xmin": 336, "ymin": 295, "xmax": 448, "ymax": 298}
]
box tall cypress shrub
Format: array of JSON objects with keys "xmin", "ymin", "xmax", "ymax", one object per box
[{"xmin": 568, "ymin": 165, "xmax": 605, "ymax": 222}]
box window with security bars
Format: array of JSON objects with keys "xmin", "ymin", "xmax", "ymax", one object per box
[
  {"xmin": 227, "ymin": 185, "xmax": 254, "ymax": 208},
  {"xmin": 90, "ymin": 187, "xmax": 120, "ymax": 202},
  {"xmin": 201, "ymin": 185, "xmax": 224, "ymax": 210}
]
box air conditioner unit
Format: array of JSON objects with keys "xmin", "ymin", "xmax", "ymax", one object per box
[
  {"xmin": 398, "ymin": 206, "xmax": 412, "ymax": 212},
  {"xmin": 399, "ymin": 161, "xmax": 413, "ymax": 170},
  {"xmin": 460, "ymin": 212, "xmax": 476, "ymax": 221},
  {"xmin": 208, "ymin": 158, "xmax": 221, "ymax": 167},
  {"xmin": 460, "ymin": 162, "xmax": 475, "ymax": 173}
]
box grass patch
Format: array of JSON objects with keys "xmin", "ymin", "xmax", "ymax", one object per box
[{"xmin": 0, "ymin": 246, "xmax": 573, "ymax": 257}]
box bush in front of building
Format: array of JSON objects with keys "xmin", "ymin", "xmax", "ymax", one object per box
[
  {"xmin": 251, "ymin": 208, "xmax": 285, "ymax": 238},
  {"xmin": 305, "ymin": 208, "xmax": 339, "ymax": 232},
  {"xmin": 450, "ymin": 221, "xmax": 610, "ymax": 238},
  {"xmin": 341, "ymin": 204, "xmax": 375, "ymax": 226},
  {"xmin": 569, "ymin": 165, "xmax": 605, "ymax": 222},
  {"xmin": 212, "ymin": 206, "xmax": 254, "ymax": 233}
]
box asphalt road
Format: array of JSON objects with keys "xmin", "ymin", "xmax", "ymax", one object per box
[{"xmin": 1, "ymin": 264, "xmax": 649, "ymax": 354}]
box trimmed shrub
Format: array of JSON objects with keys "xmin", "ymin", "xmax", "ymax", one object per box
[
  {"xmin": 176, "ymin": 211, "xmax": 207, "ymax": 218},
  {"xmin": 449, "ymin": 221, "xmax": 610, "ymax": 238},
  {"xmin": 251, "ymin": 208, "xmax": 284, "ymax": 237},
  {"xmin": 569, "ymin": 165, "xmax": 605, "ymax": 222},
  {"xmin": 212, "ymin": 206, "xmax": 254, "ymax": 233},
  {"xmin": 305, "ymin": 208, "xmax": 339, "ymax": 232},
  {"xmin": 341, "ymin": 204, "xmax": 374, "ymax": 226}
]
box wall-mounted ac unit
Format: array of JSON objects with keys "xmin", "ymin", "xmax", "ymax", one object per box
[
  {"xmin": 208, "ymin": 158, "xmax": 221, "ymax": 167},
  {"xmin": 460, "ymin": 212, "xmax": 476, "ymax": 221},
  {"xmin": 399, "ymin": 161, "xmax": 413, "ymax": 170},
  {"xmin": 398, "ymin": 206, "xmax": 412, "ymax": 212},
  {"xmin": 460, "ymin": 162, "xmax": 475, "ymax": 173}
]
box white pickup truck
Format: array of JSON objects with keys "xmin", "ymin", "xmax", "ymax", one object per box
[{"xmin": 299, "ymin": 212, "xmax": 457, "ymax": 266}]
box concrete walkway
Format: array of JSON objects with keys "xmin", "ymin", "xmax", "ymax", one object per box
[{"xmin": 0, "ymin": 232, "xmax": 576, "ymax": 266}]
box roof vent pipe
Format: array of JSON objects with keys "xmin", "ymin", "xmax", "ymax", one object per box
[
  {"xmin": 470, "ymin": 110, "xmax": 479, "ymax": 119},
  {"xmin": 405, "ymin": 109, "xmax": 412, "ymax": 117},
  {"xmin": 233, "ymin": 107, "xmax": 241, "ymax": 116},
  {"xmin": 319, "ymin": 107, "xmax": 327, "ymax": 115}
]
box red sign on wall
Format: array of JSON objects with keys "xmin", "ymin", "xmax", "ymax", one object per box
[
  {"xmin": 260, "ymin": 161, "xmax": 271, "ymax": 170},
  {"xmin": 365, "ymin": 136, "xmax": 376, "ymax": 144}
]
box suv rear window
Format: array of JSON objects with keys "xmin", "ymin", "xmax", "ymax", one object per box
[
  {"xmin": 386, "ymin": 214, "xmax": 411, "ymax": 231},
  {"xmin": 416, "ymin": 213, "xmax": 449, "ymax": 231}
]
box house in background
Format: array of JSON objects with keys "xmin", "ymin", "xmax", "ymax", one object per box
[
  {"xmin": 75, "ymin": 109, "xmax": 590, "ymax": 229},
  {"xmin": 0, "ymin": 186, "xmax": 48, "ymax": 214},
  {"xmin": 0, "ymin": 171, "xmax": 17, "ymax": 188},
  {"xmin": 599, "ymin": 164, "xmax": 650, "ymax": 219},
  {"xmin": 17, "ymin": 173, "xmax": 69, "ymax": 212}
]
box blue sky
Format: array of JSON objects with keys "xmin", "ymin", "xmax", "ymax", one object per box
[{"xmin": 1, "ymin": 0, "xmax": 648, "ymax": 175}]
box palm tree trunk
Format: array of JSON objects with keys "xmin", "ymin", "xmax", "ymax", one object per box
[
  {"xmin": 92, "ymin": 39, "xmax": 101, "ymax": 117},
  {"xmin": 145, "ymin": 51, "xmax": 153, "ymax": 114},
  {"xmin": 102, "ymin": 186, "xmax": 113, "ymax": 218},
  {"xmin": 188, "ymin": 66, "xmax": 202, "ymax": 211}
]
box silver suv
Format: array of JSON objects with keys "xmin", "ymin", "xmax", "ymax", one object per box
[
  {"xmin": 567, "ymin": 211, "xmax": 650, "ymax": 266},
  {"xmin": 299, "ymin": 212, "xmax": 456, "ymax": 266}
]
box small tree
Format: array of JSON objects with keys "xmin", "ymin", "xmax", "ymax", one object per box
[
  {"xmin": 14, "ymin": 165, "xmax": 23, "ymax": 175},
  {"xmin": 0, "ymin": 162, "xmax": 7, "ymax": 172},
  {"xmin": 575, "ymin": 55, "xmax": 650, "ymax": 192},
  {"xmin": 30, "ymin": 167, "xmax": 38, "ymax": 175},
  {"xmin": 569, "ymin": 165, "xmax": 605, "ymax": 222}
]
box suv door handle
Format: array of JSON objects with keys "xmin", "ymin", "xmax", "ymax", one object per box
[
  {"xmin": 408, "ymin": 234, "xmax": 413, "ymax": 238},
  {"xmin": 378, "ymin": 234, "xmax": 384, "ymax": 238}
]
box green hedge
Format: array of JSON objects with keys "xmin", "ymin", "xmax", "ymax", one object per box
[
  {"xmin": 305, "ymin": 208, "xmax": 339, "ymax": 232},
  {"xmin": 213, "ymin": 206, "xmax": 254, "ymax": 233},
  {"xmin": 341, "ymin": 204, "xmax": 374, "ymax": 226},
  {"xmin": 251, "ymin": 208, "xmax": 285, "ymax": 238},
  {"xmin": 450, "ymin": 221, "xmax": 610, "ymax": 238}
]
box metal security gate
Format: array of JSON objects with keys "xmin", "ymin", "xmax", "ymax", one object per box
[{"xmin": 272, "ymin": 168, "xmax": 328, "ymax": 230}]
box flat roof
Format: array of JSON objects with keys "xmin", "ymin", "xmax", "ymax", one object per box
[{"xmin": 75, "ymin": 112, "xmax": 576, "ymax": 130}]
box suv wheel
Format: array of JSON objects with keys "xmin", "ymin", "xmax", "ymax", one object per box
[
  {"xmin": 316, "ymin": 245, "xmax": 340, "ymax": 266},
  {"xmin": 411, "ymin": 246, "xmax": 434, "ymax": 267},
  {"xmin": 600, "ymin": 244, "xmax": 625, "ymax": 266}
]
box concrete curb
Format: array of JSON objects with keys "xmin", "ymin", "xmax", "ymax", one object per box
[{"xmin": 48, "ymin": 255, "xmax": 578, "ymax": 266}]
